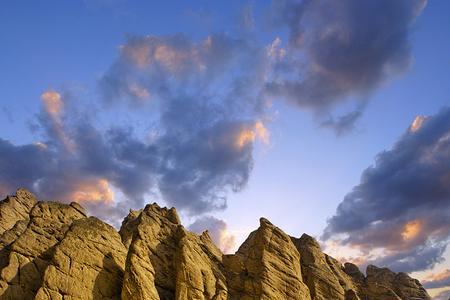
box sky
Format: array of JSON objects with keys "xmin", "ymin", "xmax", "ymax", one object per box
[{"xmin": 0, "ymin": 0, "xmax": 450, "ymax": 297}]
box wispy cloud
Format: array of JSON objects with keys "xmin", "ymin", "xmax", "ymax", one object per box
[{"xmin": 423, "ymin": 269, "xmax": 450, "ymax": 289}]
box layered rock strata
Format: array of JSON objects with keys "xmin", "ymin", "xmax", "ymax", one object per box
[{"xmin": 0, "ymin": 189, "xmax": 431, "ymax": 300}]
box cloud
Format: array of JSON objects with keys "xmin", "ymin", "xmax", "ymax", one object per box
[
  {"xmin": 323, "ymin": 107, "xmax": 450, "ymax": 272},
  {"xmin": 0, "ymin": 91, "xmax": 154, "ymax": 226},
  {"xmin": 64, "ymin": 178, "xmax": 114, "ymax": 204},
  {"xmin": 0, "ymin": 1, "xmax": 431, "ymax": 227},
  {"xmin": 0, "ymin": 138, "xmax": 52, "ymax": 198},
  {"xmin": 41, "ymin": 90, "xmax": 64, "ymax": 117},
  {"xmin": 39, "ymin": 90, "xmax": 76, "ymax": 151},
  {"xmin": 0, "ymin": 32, "xmax": 273, "ymax": 222},
  {"xmin": 433, "ymin": 289, "xmax": 450, "ymax": 300},
  {"xmin": 235, "ymin": 121, "xmax": 269, "ymax": 149},
  {"xmin": 320, "ymin": 106, "xmax": 365, "ymax": 136},
  {"xmin": 98, "ymin": 33, "xmax": 272, "ymax": 215},
  {"xmin": 188, "ymin": 216, "xmax": 236, "ymax": 253},
  {"xmin": 267, "ymin": 0, "xmax": 426, "ymax": 123},
  {"xmin": 372, "ymin": 242, "xmax": 447, "ymax": 273},
  {"xmin": 423, "ymin": 269, "xmax": 450, "ymax": 289}
]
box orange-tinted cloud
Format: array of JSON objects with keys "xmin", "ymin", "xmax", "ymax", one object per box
[
  {"xmin": 410, "ymin": 115, "xmax": 427, "ymax": 133},
  {"xmin": 235, "ymin": 121, "xmax": 269, "ymax": 149},
  {"xmin": 121, "ymin": 36, "xmax": 204, "ymax": 73},
  {"xmin": 68, "ymin": 179, "xmax": 114, "ymax": 204},
  {"xmin": 402, "ymin": 220, "xmax": 423, "ymax": 241},
  {"xmin": 40, "ymin": 90, "xmax": 76, "ymax": 152},
  {"xmin": 425, "ymin": 269, "xmax": 450, "ymax": 282},
  {"xmin": 423, "ymin": 269, "xmax": 450, "ymax": 289},
  {"xmin": 41, "ymin": 90, "xmax": 63, "ymax": 118}
]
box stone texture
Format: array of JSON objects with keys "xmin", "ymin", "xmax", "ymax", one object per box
[
  {"xmin": 0, "ymin": 200, "xmax": 86, "ymax": 299},
  {"xmin": 292, "ymin": 233, "xmax": 347, "ymax": 300},
  {"xmin": 35, "ymin": 217, "xmax": 127, "ymax": 300},
  {"xmin": 362, "ymin": 265, "xmax": 430, "ymax": 300},
  {"xmin": 344, "ymin": 262, "xmax": 366, "ymax": 284},
  {"xmin": 0, "ymin": 188, "xmax": 37, "ymax": 235},
  {"xmin": 121, "ymin": 203, "xmax": 181, "ymax": 300},
  {"xmin": 0, "ymin": 188, "xmax": 432, "ymax": 300},
  {"xmin": 119, "ymin": 209, "xmax": 143, "ymax": 249},
  {"xmin": 174, "ymin": 228, "xmax": 227, "ymax": 300},
  {"xmin": 224, "ymin": 218, "xmax": 312, "ymax": 300}
]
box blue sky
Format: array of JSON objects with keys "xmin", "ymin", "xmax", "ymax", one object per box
[{"xmin": 1, "ymin": 0, "xmax": 450, "ymax": 296}]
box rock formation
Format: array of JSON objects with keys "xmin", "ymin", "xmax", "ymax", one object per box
[{"xmin": 0, "ymin": 189, "xmax": 431, "ymax": 299}]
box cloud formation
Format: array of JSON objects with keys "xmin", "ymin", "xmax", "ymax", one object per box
[
  {"xmin": 188, "ymin": 216, "xmax": 236, "ymax": 253},
  {"xmin": 99, "ymin": 33, "xmax": 273, "ymax": 215},
  {"xmin": 268, "ymin": 0, "xmax": 426, "ymax": 132},
  {"xmin": 423, "ymin": 269, "xmax": 450, "ymax": 289},
  {"xmin": 320, "ymin": 107, "xmax": 365, "ymax": 136},
  {"xmin": 0, "ymin": 32, "xmax": 273, "ymax": 222},
  {"xmin": 433, "ymin": 289, "xmax": 450, "ymax": 300},
  {"xmin": 323, "ymin": 109, "xmax": 450, "ymax": 272},
  {"xmin": 0, "ymin": 91, "xmax": 145, "ymax": 225},
  {"xmin": 0, "ymin": 1, "xmax": 430, "ymax": 227}
]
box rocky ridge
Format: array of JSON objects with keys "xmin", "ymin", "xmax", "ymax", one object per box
[{"xmin": 0, "ymin": 189, "xmax": 431, "ymax": 299}]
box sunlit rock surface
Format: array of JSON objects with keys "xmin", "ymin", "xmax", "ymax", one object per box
[{"xmin": 0, "ymin": 189, "xmax": 431, "ymax": 299}]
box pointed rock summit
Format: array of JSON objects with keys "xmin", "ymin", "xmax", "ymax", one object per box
[{"xmin": 0, "ymin": 189, "xmax": 431, "ymax": 299}]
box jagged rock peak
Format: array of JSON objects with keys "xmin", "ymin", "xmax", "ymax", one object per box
[
  {"xmin": 0, "ymin": 188, "xmax": 37, "ymax": 235},
  {"xmin": 144, "ymin": 202, "xmax": 181, "ymax": 225},
  {"xmin": 0, "ymin": 188, "xmax": 432, "ymax": 300}
]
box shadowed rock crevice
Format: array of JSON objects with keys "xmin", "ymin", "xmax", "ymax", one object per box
[{"xmin": 0, "ymin": 189, "xmax": 432, "ymax": 300}]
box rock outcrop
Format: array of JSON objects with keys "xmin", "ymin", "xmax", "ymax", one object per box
[
  {"xmin": 291, "ymin": 234, "xmax": 357, "ymax": 300},
  {"xmin": 0, "ymin": 189, "xmax": 431, "ymax": 300},
  {"xmin": 35, "ymin": 217, "xmax": 127, "ymax": 299},
  {"xmin": 224, "ymin": 218, "xmax": 311, "ymax": 299}
]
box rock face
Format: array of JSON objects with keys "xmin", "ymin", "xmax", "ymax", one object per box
[
  {"xmin": 224, "ymin": 218, "xmax": 311, "ymax": 299},
  {"xmin": 292, "ymin": 234, "xmax": 357, "ymax": 300},
  {"xmin": 35, "ymin": 217, "xmax": 127, "ymax": 299},
  {"xmin": 0, "ymin": 189, "xmax": 431, "ymax": 300}
]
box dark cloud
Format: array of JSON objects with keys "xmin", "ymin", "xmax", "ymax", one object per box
[
  {"xmin": 372, "ymin": 241, "xmax": 447, "ymax": 273},
  {"xmin": 0, "ymin": 139, "xmax": 51, "ymax": 196},
  {"xmin": 188, "ymin": 215, "xmax": 236, "ymax": 253},
  {"xmin": 323, "ymin": 108, "xmax": 450, "ymax": 272},
  {"xmin": 267, "ymin": 0, "xmax": 426, "ymax": 112}
]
